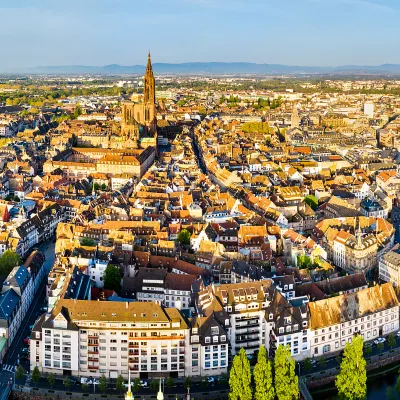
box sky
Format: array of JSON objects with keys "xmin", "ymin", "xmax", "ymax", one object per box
[{"xmin": 0, "ymin": 0, "xmax": 399, "ymax": 70}]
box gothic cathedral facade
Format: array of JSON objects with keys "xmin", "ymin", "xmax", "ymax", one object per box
[{"xmin": 121, "ymin": 53, "xmax": 157, "ymax": 147}]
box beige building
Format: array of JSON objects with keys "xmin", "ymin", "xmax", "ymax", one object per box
[
  {"xmin": 308, "ymin": 283, "xmax": 399, "ymax": 357},
  {"xmin": 31, "ymin": 300, "xmax": 188, "ymax": 379}
]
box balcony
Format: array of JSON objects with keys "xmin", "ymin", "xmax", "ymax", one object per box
[
  {"xmin": 88, "ymin": 358, "xmax": 99, "ymax": 362},
  {"xmin": 88, "ymin": 335, "xmax": 98, "ymax": 339},
  {"xmin": 129, "ymin": 350, "xmax": 139, "ymax": 355},
  {"xmin": 235, "ymin": 336, "xmax": 259, "ymax": 344},
  {"xmin": 236, "ymin": 327, "xmax": 260, "ymax": 334},
  {"xmin": 129, "ymin": 343, "xmax": 139, "ymax": 348},
  {"xmin": 236, "ymin": 343, "xmax": 259, "ymax": 350},
  {"xmin": 236, "ymin": 321, "xmax": 260, "ymax": 329},
  {"xmin": 88, "ymin": 350, "xmax": 99, "ymax": 355}
]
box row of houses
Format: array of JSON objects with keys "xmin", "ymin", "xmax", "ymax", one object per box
[{"xmin": 30, "ymin": 278, "xmax": 399, "ymax": 379}]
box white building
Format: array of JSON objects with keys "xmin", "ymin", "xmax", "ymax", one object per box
[
  {"xmin": 364, "ymin": 102, "xmax": 374, "ymax": 118},
  {"xmin": 31, "ymin": 300, "xmax": 188, "ymax": 379},
  {"xmin": 308, "ymin": 283, "xmax": 399, "ymax": 357},
  {"xmin": 379, "ymin": 244, "xmax": 400, "ymax": 287}
]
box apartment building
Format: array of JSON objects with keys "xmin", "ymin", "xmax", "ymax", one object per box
[
  {"xmin": 188, "ymin": 315, "xmax": 229, "ymax": 377},
  {"xmin": 196, "ymin": 281, "xmax": 272, "ymax": 356},
  {"xmin": 0, "ymin": 266, "xmax": 33, "ymax": 349},
  {"xmin": 308, "ymin": 283, "xmax": 399, "ymax": 357},
  {"xmin": 122, "ymin": 268, "xmax": 196, "ymax": 310},
  {"xmin": 31, "ymin": 300, "xmax": 188, "ymax": 379},
  {"xmin": 268, "ymin": 289, "xmax": 310, "ymax": 360},
  {"xmin": 379, "ymin": 244, "xmax": 400, "ymax": 287}
]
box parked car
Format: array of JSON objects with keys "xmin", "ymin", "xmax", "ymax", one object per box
[
  {"xmin": 23, "ymin": 337, "xmax": 30, "ymax": 345},
  {"xmin": 205, "ymin": 377, "xmax": 215, "ymax": 384}
]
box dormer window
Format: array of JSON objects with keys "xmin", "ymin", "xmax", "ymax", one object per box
[
  {"xmin": 211, "ymin": 327, "xmax": 219, "ymax": 336},
  {"xmin": 192, "ymin": 328, "xmax": 198, "ymax": 334},
  {"xmin": 205, "ymin": 337, "xmax": 210, "ymax": 343},
  {"xmin": 269, "ymin": 313, "xmax": 273, "ymax": 320}
]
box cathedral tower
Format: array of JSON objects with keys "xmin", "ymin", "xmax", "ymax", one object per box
[
  {"xmin": 144, "ymin": 52, "xmax": 157, "ymax": 134},
  {"xmin": 144, "ymin": 52, "xmax": 156, "ymax": 105}
]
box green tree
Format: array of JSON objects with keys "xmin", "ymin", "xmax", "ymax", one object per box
[
  {"xmin": 80, "ymin": 237, "xmax": 95, "ymax": 247},
  {"xmin": 297, "ymin": 254, "xmax": 312, "ymax": 270},
  {"xmin": 177, "ymin": 229, "xmax": 191, "ymax": 245},
  {"xmin": 73, "ymin": 105, "xmax": 82, "ymax": 119},
  {"xmin": 101, "ymin": 183, "xmax": 107, "ymax": 190},
  {"xmin": 303, "ymin": 195, "xmax": 318, "ymax": 211},
  {"xmin": 388, "ymin": 333, "xmax": 396, "ymax": 348},
  {"xmin": 377, "ymin": 342, "xmax": 384, "ymax": 353},
  {"xmin": 387, "ymin": 386, "xmax": 395, "ymax": 400},
  {"xmin": 81, "ymin": 383, "xmax": 88, "ymax": 392},
  {"xmin": 31, "ymin": 366, "xmax": 41, "ymax": 386},
  {"xmin": 318, "ymin": 357, "xmax": 326, "ymax": 368},
  {"xmin": 133, "ymin": 378, "xmax": 141, "ymax": 392},
  {"xmin": 48, "ymin": 373, "xmax": 55, "ymax": 388},
  {"xmin": 229, "ymin": 347, "xmax": 252, "ymax": 400},
  {"xmin": 364, "ymin": 345, "xmax": 372, "ymax": 357},
  {"xmin": 184, "ymin": 376, "xmax": 192, "ymax": 389},
  {"xmin": 219, "ymin": 374, "xmax": 229, "ymax": 384},
  {"xmin": 99, "ymin": 375, "xmax": 108, "ymax": 394},
  {"xmin": 93, "ymin": 183, "xmax": 100, "ymax": 191},
  {"xmin": 274, "ymin": 345, "xmax": 299, "ymax": 400},
  {"xmin": 254, "ymin": 345, "xmax": 274, "ymax": 400},
  {"xmin": 165, "ymin": 377, "xmax": 174, "ymax": 389},
  {"xmin": 303, "ymin": 358, "xmax": 312, "ymax": 372},
  {"xmin": 16, "ymin": 365, "xmax": 25, "ymax": 381},
  {"xmin": 150, "ymin": 380, "xmax": 159, "ymax": 392},
  {"xmin": 103, "ymin": 264, "xmax": 121, "ymax": 292},
  {"xmin": 116, "ymin": 375, "xmax": 124, "ymax": 393},
  {"xmin": 0, "ymin": 250, "xmax": 21, "ymax": 275},
  {"xmin": 396, "ymin": 373, "xmax": 400, "ymax": 396},
  {"xmin": 64, "ymin": 377, "xmax": 71, "ymax": 390},
  {"xmin": 335, "ymin": 335, "xmax": 367, "ymax": 400}
]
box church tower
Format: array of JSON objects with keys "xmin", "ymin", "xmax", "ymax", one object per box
[
  {"xmin": 144, "ymin": 52, "xmax": 157, "ymax": 134},
  {"xmin": 291, "ymin": 103, "xmax": 300, "ymax": 129},
  {"xmin": 144, "ymin": 52, "xmax": 155, "ymax": 105}
]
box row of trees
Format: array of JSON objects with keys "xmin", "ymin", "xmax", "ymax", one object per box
[{"xmin": 229, "ymin": 346, "xmax": 298, "ymax": 400}]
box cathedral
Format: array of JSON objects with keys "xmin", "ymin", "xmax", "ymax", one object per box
[{"xmin": 121, "ymin": 52, "xmax": 157, "ymax": 148}]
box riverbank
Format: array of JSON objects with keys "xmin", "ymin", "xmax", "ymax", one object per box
[{"xmin": 310, "ymin": 359, "xmax": 400, "ymax": 399}]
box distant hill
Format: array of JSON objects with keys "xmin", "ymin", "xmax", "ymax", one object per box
[{"xmin": 4, "ymin": 62, "xmax": 400, "ymax": 75}]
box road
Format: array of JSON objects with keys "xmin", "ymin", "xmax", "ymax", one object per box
[
  {"xmin": 0, "ymin": 241, "xmax": 56, "ymax": 392},
  {"xmin": 31, "ymin": 376, "xmax": 229, "ymax": 397},
  {"xmin": 298, "ymin": 333, "xmax": 400, "ymax": 376}
]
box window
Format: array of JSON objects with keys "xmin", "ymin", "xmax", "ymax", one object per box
[{"xmin": 205, "ymin": 337, "xmax": 210, "ymax": 343}]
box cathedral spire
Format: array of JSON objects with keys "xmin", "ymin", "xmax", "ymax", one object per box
[{"xmin": 144, "ymin": 51, "xmax": 155, "ymax": 105}]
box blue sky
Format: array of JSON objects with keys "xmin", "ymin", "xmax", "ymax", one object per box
[{"xmin": 0, "ymin": 0, "xmax": 399, "ymax": 69}]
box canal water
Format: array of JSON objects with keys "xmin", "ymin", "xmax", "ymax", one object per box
[{"xmin": 313, "ymin": 370, "xmax": 399, "ymax": 399}]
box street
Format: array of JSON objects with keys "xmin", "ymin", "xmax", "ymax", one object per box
[
  {"xmin": 0, "ymin": 241, "xmax": 56, "ymax": 393},
  {"xmin": 298, "ymin": 333, "xmax": 400, "ymax": 376}
]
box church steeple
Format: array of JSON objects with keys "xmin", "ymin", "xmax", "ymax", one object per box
[{"xmin": 144, "ymin": 52, "xmax": 155, "ymax": 105}]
